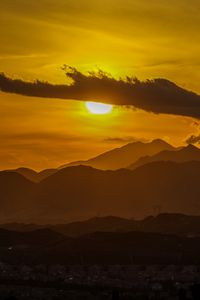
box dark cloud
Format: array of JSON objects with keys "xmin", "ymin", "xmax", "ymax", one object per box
[
  {"xmin": 185, "ymin": 134, "xmax": 200, "ymax": 145},
  {"xmin": 1, "ymin": 66, "xmax": 200, "ymax": 119}
]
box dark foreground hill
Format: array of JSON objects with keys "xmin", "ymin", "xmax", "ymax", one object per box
[
  {"xmin": 34, "ymin": 161, "xmax": 200, "ymax": 222},
  {"xmin": 0, "ymin": 228, "xmax": 64, "ymax": 247},
  {"xmin": 2, "ymin": 230, "xmax": 200, "ymax": 265},
  {"xmin": 1, "ymin": 161, "xmax": 200, "ymax": 222},
  {"xmin": 40, "ymin": 231, "xmax": 200, "ymax": 265}
]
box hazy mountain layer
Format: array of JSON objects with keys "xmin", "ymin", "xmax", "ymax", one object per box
[
  {"xmin": 129, "ymin": 144, "xmax": 200, "ymax": 169},
  {"xmin": 6, "ymin": 167, "xmax": 57, "ymax": 182},
  {"xmin": 60, "ymin": 139, "xmax": 174, "ymax": 170},
  {"xmin": 3, "ymin": 213, "xmax": 200, "ymax": 237}
]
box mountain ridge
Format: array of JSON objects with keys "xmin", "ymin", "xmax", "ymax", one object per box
[
  {"xmin": 1, "ymin": 161, "xmax": 200, "ymax": 223},
  {"xmin": 59, "ymin": 139, "xmax": 175, "ymax": 170},
  {"xmin": 129, "ymin": 143, "xmax": 200, "ymax": 169}
]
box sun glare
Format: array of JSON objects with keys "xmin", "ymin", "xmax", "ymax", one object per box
[{"xmin": 86, "ymin": 102, "xmax": 113, "ymax": 115}]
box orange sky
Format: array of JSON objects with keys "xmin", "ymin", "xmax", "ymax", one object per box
[{"xmin": 0, "ymin": 0, "xmax": 200, "ymax": 170}]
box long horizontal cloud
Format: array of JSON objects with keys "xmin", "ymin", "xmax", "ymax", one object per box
[{"xmin": 1, "ymin": 66, "xmax": 200, "ymax": 119}]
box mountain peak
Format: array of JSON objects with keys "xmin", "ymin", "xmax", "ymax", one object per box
[
  {"xmin": 126, "ymin": 139, "xmax": 169, "ymax": 147},
  {"xmin": 179, "ymin": 144, "xmax": 200, "ymax": 154},
  {"xmin": 185, "ymin": 143, "xmax": 199, "ymax": 150},
  {"xmin": 151, "ymin": 139, "xmax": 170, "ymax": 146},
  {"xmin": 60, "ymin": 138, "xmax": 174, "ymax": 171},
  {"xmin": 129, "ymin": 142, "xmax": 200, "ymax": 170}
]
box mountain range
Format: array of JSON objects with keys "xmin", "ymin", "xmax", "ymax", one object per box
[
  {"xmin": 7, "ymin": 140, "xmax": 200, "ymax": 183},
  {"xmin": 129, "ymin": 143, "xmax": 200, "ymax": 169},
  {"xmin": 5, "ymin": 167, "xmax": 57, "ymax": 183},
  {"xmin": 59, "ymin": 138, "xmax": 175, "ymax": 170},
  {"xmin": 51, "ymin": 213, "xmax": 200, "ymax": 237},
  {"xmin": 1, "ymin": 160, "xmax": 200, "ymax": 223},
  {"xmin": 1, "ymin": 139, "xmax": 200, "ymax": 222},
  {"xmin": 5, "ymin": 139, "xmax": 174, "ymax": 181},
  {"xmin": 2, "ymin": 213, "xmax": 200, "ymax": 264},
  {"xmin": 3, "ymin": 213, "xmax": 200, "ymax": 237}
]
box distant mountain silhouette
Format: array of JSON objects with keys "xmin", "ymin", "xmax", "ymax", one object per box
[
  {"xmin": 138, "ymin": 213, "xmax": 200, "ymax": 236},
  {"xmin": 129, "ymin": 144, "xmax": 200, "ymax": 169},
  {"xmin": 6, "ymin": 139, "xmax": 175, "ymax": 184},
  {"xmin": 2, "ymin": 161, "xmax": 200, "ymax": 222},
  {"xmin": 39, "ymin": 161, "xmax": 200, "ymax": 221},
  {"xmin": 53, "ymin": 216, "xmax": 135, "ymax": 236},
  {"xmin": 3, "ymin": 213, "xmax": 200, "ymax": 237},
  {"xmin": 11, "ymin": 168, "xmax": 38, "ymax": 181},
  {"xmin": 51, "ymin": 213, "xmax": 200, "ymax": 237},
  {"xmin": 60, "ymin": 139, "xmax": 174, "ymax": 170},
  {"xmin": 7, "ymin": 167, "xmax": 57, "ymax": 182}
]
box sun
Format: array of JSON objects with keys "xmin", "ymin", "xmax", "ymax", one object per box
[{"xmin": 86, "ymin": 101, "xmax": 113, "ymax": 115}]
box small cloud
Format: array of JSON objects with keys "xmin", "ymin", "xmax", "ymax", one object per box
[
  {"xmin": 104, "ymin": 136, "xmax": 146, "ymax": 143},
  {"xmin": 191, "ymin": 121, "xmax": 200, "ymax": 127},
  {"xmin": 185, "ymin": 134, "xmax": 200, "ymax": 145}
]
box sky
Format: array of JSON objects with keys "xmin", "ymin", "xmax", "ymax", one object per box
[{"xmin": 1, "ymin": 0, "xmax": 200, "ymax": 170}]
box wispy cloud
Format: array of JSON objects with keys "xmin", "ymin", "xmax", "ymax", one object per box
[{"xmin": 104, "ymin": 136, "xmax": 145, "ymax": 143}]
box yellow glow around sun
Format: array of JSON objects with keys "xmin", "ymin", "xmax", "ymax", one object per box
[{"xmin": 86, "ymin": 102, "xmax": 113, "ymax": 114}]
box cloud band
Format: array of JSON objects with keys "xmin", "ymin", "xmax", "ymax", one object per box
[{"xmin": 1, "ymin": 66, "xmax": 200, "ymax": 119}]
